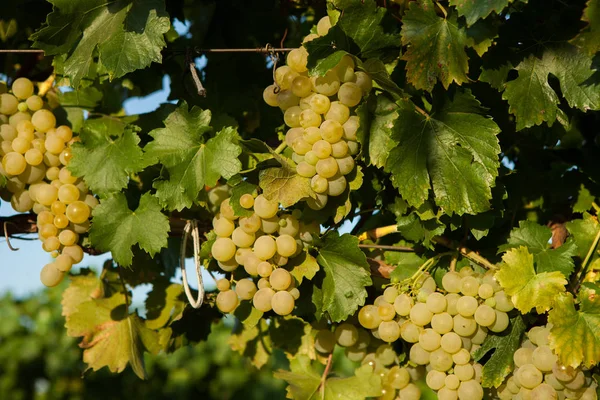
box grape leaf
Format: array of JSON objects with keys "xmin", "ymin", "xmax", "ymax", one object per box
[
  {"xmin": 315, "ymin": 232, "xmax": 371, "ymax": 322},
  {"xmin": 357, "ymin": 59, "xmax": 405, "ymax": 99},
  {"xmin": 269, "ymin": 317, "xmax": 316, "ymax": 360},
  {"xmin": 233, "ymin": 302, "xmax": 264, "ymax": 328},
  {"xmin": 385, "ymin": 90, "xmax": 500, "ymax": 215},
  {"xmin": 273, "ymin": 356, "xmax": 321, "ymax": 400},
  {"xmin": 322, "ymin": 364, "xmax": 383, "ymax": 399},
  {"xmin": 549, "ymin": 286, "xmax": 600, "ymax": 368},
  {"xmin": 288, "ymin": 250, "xmax": 320, "ymax": 284},
  {"xmin": 259, "ymin": 163, "xmax": 314, "ymax": 208},
  {"xmin": 401, "ymin": 0, "xmax": 469, "ymax": 91},
  {"xmin": 69, "ymin": 117, "xmax": 146, "ymax": 196},
  {"xmin": 570, "ymin": 0, "xmax": 600, "ymax": 55},
  {"xmin": 389, "ymin": 253, "xmax": 426, "ymax": 283},
  {"xmin": 473, "ymin": 315, "xmax": 526, "ymax": 388},
  {"xmin": 498, "ymin": 220, "xmax": 577, "ymax": 276},
  {"xmin": 367, "ymin": 94, "xmax": 399, "ymax": 168},
  {"xmin": 465, "ymin": 17, "xmax": 499, "ymax": 56},
  {"xmin": 495, "ymin": 246, "xmax": 567, "ymax": 313},
  {"xmin": 144, "ymin": 282, "xmax": 185, "ymax": 330},
  {"xmin": 228, "ymin": 320, "xmax": 271, "ymax": 369},
  {"xmin": 503, "ymin": 44, "xmax": 600, "ymax": 130},
  {"xmin": 66, "ymin": 293, "xmax": 160, "ymax": 379},
  {"xmin": 89, "ymin": 193, "xmax": 170, "ymax": 267},
  {"xmin": 62, "ymin": 270, "xmax": 103, "ymax": 317},
  {"xmin": 449, "ymin": 0, "xmax": 512, "ymax": 26},
  {"xmin": 574, "ymin": 185, "xmax": 596, "ymax": 213},
  {"xmin": 566, "ymin": 212, "xmax": 600, "ymax": 259},
  {"xmin": 31, "ymin": 0, "xmax": 170, "ymax": 86},
  {"xmin": 144, "ymin": 103, "xmax": 242, "ymax": 211}
]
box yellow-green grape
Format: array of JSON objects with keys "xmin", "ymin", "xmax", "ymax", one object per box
[
  {"xmin": 9, "ymin": 111, "xmax": 31, "ymax": 127},
  {"xmin": 311, "ymin": 175, "xmax": 328, "ymax": 193},
  {"xmin": 429, "ymin": 348, "xmax": 454, "ymax": 372},
  {"xmin": 378, "ymin": 302, "xmax": 396, "ymax": 321},
  {"xmin": 24, "ymin": 148, "xmax": 43, "ymax": 165},
  {"xmin": 312, "ymin": 70, "xmax": 340, "ymax": 96},
  {"xmin": 3, "ymin": 152, "xmax": 27, "ymax": 175},
  {"xmin": 315, "ymin": 157, "xmax": 339, "ymax": 179},
  {"xmin": 51, "ymin": 179, "xmax": 62, "ymax": 189},
  {"xmin": 216, "ymin": 278, "xmax": 230, "ymax": 291},
  {"xmin": 426, "ymin": 370, "xmax": 446, "ymax": 391},
  {"xmin": 239, "ymin": 213, "xmax": 261, "ymax": 234},
  {"xmin": 303, "ymin": 127, "xmax": 322, "ymax": 145},
  {"xmin": 325, "ymin": 101, "xmax": 350, "ymax": 124},
  {"xmin": 326, "ymin": 174, "xmax": 347, "ymax": 196},
  {"xmin": 84, "ymin": 194, "xmax": 99, "ymax": 209},
  {"xmin": 347, "ymin": 140, "xmax": 359, "ymax": 155},
  {"xmin": 17, "ymin": 102, "xmax": 28, "ymax": 113},
  {"xmin": 65, "ymin": 201, "xmax": 90, "ymax": 224},
  {"xmin": 253, "ymin": 287, "xmax": 275, "ymax": 312},
  {"xmin": 235, "ymin": 279, "xmax": 257, "ymax": 300},
  {"xmin": 43, "ymin": 151, "xmax": 61, "ymax": 167},
  {"xmin": 275, "ymin": 66, "xmax": 298, "ymax": 90},
  {"xmin": 219, "ymin": 198, "xmax": 237, "ymax": 220},
  {"xmin": 330, "ymin": 140, "xmax": 348, "ymax": 158},
  {"xmin": 261, "ymin": 216, "xmax": 279, "ymax": 234},
  {"xmin": 287, "ymin": 47, "xmax": 308, "ymax": 73},
  {"xmin": 54, "ymin": 254, "xmax": 74, "ymax": 272},
  {"xmin": 296, "ymin": 161, "xmax": 316, "ymax": 178},
  {"xmin": 291, "ymin": 75, "xmax": 312, "ymax": 98},
  {"xmin": 57, "ymin": 125, "xmax": 75, "ymax": 142},
  {"xmin": 257, "ymin": 277, "xmax": 271, "ymax": 289},
  {"xmin": 40, "ymin": 263, "xmax": 64, "ymax": 287},
  {"xmin": 292, "ymin": 137, "xmax": 312, "ymax": 155},
  {"xmin": 58, "ymin": 167, "xmax": 77, "ymax": 184},
  {"xmin": 410, "ymin": 302, "xmax": 433, "ymax": 326},
  {"xmin": 312, "ymin": 140, "xmax": 332, "ymax": 159},
  {"xmin": 12, "ymin": 78, "xmax": 34, "ymax": 100},
  {"xmin": 36, "ymin": 183, "xmax": 58, "ymax": 205},
  {"xmin": 271, "ymin": 290, "xmax": 295, "ymax": 315},
  {"xmin": 257, "ymin": 261, "xmax": 273, "ymax": 278},
  {"xmin": 211, "ymin": 237, "xmax": 237, "ymax": 262},
  {"xmin": 45, "ymin": 166, "xmax": 59, "ymax": 181},
  {"xmin": 336, "ymin": 156, "xmax": 355, "ymax": 176},
  {"xmin": 277, "ymin": 90, "xmax": 299, "ymax": 110},
  {"xmin": 440, "ymin": 332, "xmax": 463, "ymax": 354},
  {"xmin": 334, "ymin": 55, "xmax": 356, "ymax": 83},
  {"xmin": 26, "ymin": 95, "xmax": 43, "ymax": 111},
  {"xmin": 284, "ymin": 106, "xmax": 301, "ymax": 127},
  {"xmin": 218, "ymin": 257, "xmax": 238, "ymax": 272},
  {"xmin": 0, "ymin": 124, "xmax": 17, "ymax": 141},
  {"xmin": 478, "ymin": 283, "xmax": 494, "ymax": 299},
  {"xmin": 494, "ymin": 291, "xmax": 514, "ymax": 312},
  {"xmin": 316, "ymin": 16, "xmax": 332, "ymax": 36},
  {"xmin": 333, "ymin": 323, "xmax": 358, "ymax": 347},
  {"xmin": 59, "ymin": 148, "xmax": 72, "ymax": 165},
  {"xmin": 213, "ymin": 215, "xmax": 235, "ymax": 237},
  {"xmin": 474, "ymin": 304, "xmax": 496, "ymax": 327},
  {"xmin": 235, "ymin": 247, "xmax": 252, "ymax": 265},
  {"xmin": 277, "ymin": 214, "xmax": 300, "ymax": 236},
  {"xmin": 285, "ymin": 127, "xmax": 303, "ymax": 147},
  {"xmin": 11, "ymin": 136, "xmax": 31, "ymax": 154},
  {"xmin": 378, "ymin": 320, "xmax": 401, "ymax": 342},
  {"xmin": 231, "ymin": 227, "xmax": 255, "ymax": 248},
  {"xmin": 315, "ymin": 329, "xmax": 336, "ymax": 353},
  {"xmin": 42, "ymin": 236, "xmax": 61, "ymax": 252},
  {"xmin": 303, "ymin": 33, "xmax": 319, "ymax": 43},
  {"xmin": 37, "ymin": 210, "xmax": 54, "ymax": 225},
  {"xmin": 10, "ymin": 190, "xmax": 33, "ymax": 212},
  {"xmin": 254, "ymin": 235, "xmax": 277, "ymax": 260},
  {"xmin": 320, "ymin": 120, "xmax": 344, "ymax": 143},
  {"xmin": 31, "ymin": 109, "xmax": 56, "ymax": 133},
  {"xmin": 456, "ymin": 296, "xmax": 478, "ymax": 317},
  {"xmin": 1, "ymin": 140, "xmax": 12, "ymax": 155},
  {"xmin": 299, "ymin": 109, "xmax": 321, "ymax": 128},
  {"xmin": 58, "ymin": 183, "xmax": 80, "ymax": 203},
  {"xmin": 420, "ymin": 328, "xmax": 442, "ymax": 351},
  {"xmin": 431, "ymin": 312, "xmax": 453, "ymax": 335},
  {"xmin": 453, "ymin": 314, "xmax": 478, "ymax": 336},
  {"xmin": 338, "ymin": 82, "xmax": 363, "ymax": 107},
  {"xmin": 253, "ymin": 194, "xmax": 278, "ymax": 218},
  {"xmin": 275, "ymin": 234, "xmax": 297, "ymax": 257},
  {"xmin": 17, "ymin": 120, "xmax": 35, "ymax": 138},
  {"xmin": 306, "ymin": 192, "xmax": 328, "ymax": 210},
  {"xmin": 71, "ymin": 220, "xmax": 90, "ymax": 235},
  {"xmin": 269, "ymin": 268, "xmax": 292, "ymax": 291},
  {"xmin": 489, "ymin": 310, "xmax": 509, "ymax": 333},
  {"xmin": 39, "ymin": 223, "xmax": 58, "ymax": 239},
  {"xmin": 354, "ymin": 71, "xmax": 373, "ymax": 94},
  {"xmin": 19, "ymin": 164, "xmax": 46, "ymax": 184},
  {"xmin": 239, "ymin": 193, "xmax": 254, "ymax": 209},
  {"xmin": 216, "ymin": 290, "xmax": 239, "ymax": 313},
  {"xmin": 309, "ymin": 93, "xmax": 331, "ymax": 114},
  {"xmin": 62, "ymin": 244, "xmax": 84, "ymax": 263},
  {"xmin": 0, "ymin": 93, "xmax": 18, "ymax": 115},
  {"xmin": 460, "ymin": 276, "xmax": 480, "ymax": 296},
  {"xmin": 53, "ymin": 214, "xmax": 69, "ymax": 229},
  {"xmin": 263, "ymin": 84, "xmax": 279, "ymax": 107}
]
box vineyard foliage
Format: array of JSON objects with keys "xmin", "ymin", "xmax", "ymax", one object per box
[{"xmin": 1, "ymin": 0, "xmax": 600, "ymax": 399}]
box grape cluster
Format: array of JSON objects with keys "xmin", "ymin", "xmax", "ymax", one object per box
[
  {"xmin": 314, "ymin": 323, "xmax": 421, "ymax": 400},
  {"xmin": 496, "ymin": 324, "xmax": 597, "ymax": 400},
  {"xmin": 262, "ymin": 16, "xmax": 372, "ymax": 210},
  {"xmin": 212, "ymin": 194, "xmax": 319, "ymax": 316},
  {"xmin": 0, "ymin": 78, "xmax": 96, "ymax": 287},
  {"xmin": 357, "ymin": 267, "xmax": 515, "ymax": 400}
]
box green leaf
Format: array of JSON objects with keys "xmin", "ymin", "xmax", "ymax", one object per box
[
  {"xmin": 269, "ymin": 317, "xmax": 315, "ymax": 360},
  {"xmin": 574, "ymin": 185, "xmax": 596, "ymax": 213},
  {"xmin": 89, "ymin": 193, "xmax": 170, "ymax": 267},
  {"xmin": 69, "ymin": 118, "xmax": 146, "ymax": 196},
  {"xmin": 401, "ymin": 0, "xmax": 469, "ymax": 91},
  {"xmin": 259, "ymin": 163, "xmax": 314, "ymax": 208},
  {"xmin": 233, "ymin": 301, "xmax": 264, "ymax": 328},
  {"xmin": 570, "ymin": 0, "xmax": 600, "ymax": 55},
  {"xmin": 503, "ymin": 44, "xmax": 600, "ymax": 130},
  {"xmin": 288, "ymin": 250, "xmax": 320, "ymax": 284},
  {"xmin": 498, "ymin": 220, "xmax": 577, "ymax": 276},
  {"xmin": 567, "ymin": 213, "xmax": 600, "ymax": 259},
  {"xmin": 473, "ymin": 315, "xmax": 526, "ymax": 388},
  {"xmin": 273, "ymin": 356, "xmax": 321, "ymax": 400},
  {"xmin": 66, "ymin": 293, "xmax": 160, "ymax": 379},
  {"xmin": 58, "ymin": 85, "xmax": 103, "ymax": 109},
  {"xmin": 31, "ymin": 0, "xmax": 170, "ymax": 86},
  {"xmin": 144, "ymin": 282, "xmax": 185, "ymax": 330},
  {"xmin": 465, "ymin": 17, "xmax": 499, "ymax": 56},
  {"xmin": 367, "ymin": 94, "xmax": 399, "ymax": 168},
  {"xmin": 389, "ymin": 252, "xmax": 425, "ymax": 282},
  {"xmin": 495, "ymin": 247, "xmax": 567, "ymax": 313},
  {"xmin": 307, "ymin": 50, "xmax": 349, "ymax": 77},
  {"xmin": 61, "ymin": 271, "xmax": 103, "ymax": 318},
  {"xmin": 479, "ymin": 62, "xmax": 513, "ymax": 90},
  {"xmin": 228, "ymin": 320, "xmax": 271, "ymax": 369},
  {"xmin": 144, "ymin": 103, "xmax": 242, "ymax": 211},
  {"xmin": 357, "ymin": 59, "xmax": 405, "ymax": 99},
  {"xmin": 449, "ymin": 0, "xmax": 511, "ymax": 26},
  {"xmin": 229, "ymin": 181, "xmax": 257, "ymax": 218},
  {"xmin": 549, "ymin": 286, "xmax": 600, "ymax": 368},
  {"xmin": 316, "ymin": 232, "xmax": 372, "ymax": 322},
  {"xmin": 385, "ymin": 91, "xmax": 500, "ymax": 215}
]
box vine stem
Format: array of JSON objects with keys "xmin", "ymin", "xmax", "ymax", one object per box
[
  {"xmin": 274, "ymin": 142, "xmax": 287, "ymax": 154},
  {"xmin": 319, "ymin": 353, "xmax": 334, "ymax": 395},
  {"xmin": 118, "ymin": 265, "xmax": 130, "ymax": 310},
  {"xmin": 576, "ymin": 227, "xmax": 600, "ymax": 288},
  {"xmin": 432, "ymin": 236, "xmax": 497, "ymax": 270},
  {"xmin": 592, "ymin": 202, "xmax": 600, "ymax": 214},
  {"xmin": 358, "ymin": 244, "xmax": 415, "ymax": 252}
]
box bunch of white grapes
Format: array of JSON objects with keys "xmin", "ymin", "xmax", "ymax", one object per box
[
  {"xmin": 356, "ymin": 267, "xmax": 516, "ymax": 400},
  {"xmin": 211, "ymin": 193, "xmax": 319, "ymax": 316},
  {"xmin": 495, "ymin": 324, "xmax": 597, "ymax": 400},
  {"xmin": 262, "ymin": 16, "xmax": 372, "ymax": 210},
  {"xmin": 0, "ymin": 78, "xmax": 97, "ymax": 288},
  {"xmin": 313, "ymin": 322, "xmax": 422, "ymax": 399}
]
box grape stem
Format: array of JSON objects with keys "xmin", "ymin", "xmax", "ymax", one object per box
[
  {"xmin": 118, "ymin": 265, "xmax": 130, "ymax": 310},
  {"xmin": 432, "ymin": 236, "xmax": 497, "ymax": 270},
  {"xmin": 574, "ymin": 227, "xmax": 600, "ymax": 290},
  {"xmin": 319, "ymin": 353, "xmax": 334, "ymax": 395},
  {"xmin": 274, "ymin": 142, "xmax": 287, "ymax": 154},
  {"xmin": 592, "ymin": 202, "xmax": 600, "ymax": 214},
  {"xmin": 3, "ymin": 221, "xmax": 19, "ymax": 251},
  {"xmin": 358, "ymin": 243, "xmax": 415, "ymax": 252}
]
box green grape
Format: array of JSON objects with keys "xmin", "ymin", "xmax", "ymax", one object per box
[
  {"xmin": 0, "ymin": 93, "xmax": 18, "ymax": 115},
  {"xmin": 442, "ymin": 271, "xmax": 462, "ymax": 293},
  {"xmin": 474, "ymin": 304, "xmax": 496, "ymax": 327},
  {"xmin": 494, "ymin": 291, "xmax": 514, "ymax": 312},
  {"xmin": 383, "ymin": 286, "xmax": 398, "ymax": 303},
  {"xmin": 514, "ymin": 348, "xmax": 534, "ymax": 368},
  {"xmin": 457, "ymin": 380, "xmax": 483, "ymax": 400},
  {"xmin": 325, "ymin": 174, "xmax": 346, "ymax": 196},
  {"xmin": 62, "ymin": 245, "xmax": 84, "ymax": 264},
  {"xmin": 378, "ymin": 320, "xmax": 400, "ymax": 343},
  {"xmin": 309, "ymin": 93, "xmax": 331, "ymax": 114},
  {"xmin": 410, "ymin": 303, "xmax": 433, "ymax": 326},
  {"xmin": 277, "ymin": 90, "xmax": 299, "ymax": 110},
  {"xmin": 239, "ymin": 213, "xmax": 262, "ymax": 234},
  {"xmin": 257, "ymin": 261, "xmax": 273, "ymax": 278},
  {"xmin": 235, "ymin": 279, "xmax": 257, "ymax": 300},
  {"xmin": 40, "ymin": 263, "xmax": 64, "ymax": 287},
  {"xmin": 261, "ymin": 216, "xmax": 279, "ymax": 234},
  {"xmin": 354, "ymin": 71, "xmax": 373, "ymax": 94},
  {"xmin": 283, "ymin": 106, "xmax": 301, "ymax": 127},
  {"xmin": 358, "ymin": 305, "xmax": 381, "ymax": 329},
  {"xmin": 312, "ymin": 70, "xmax": 340, "ymax": 96},
  {"xmin": 455, "ymin": 364, "xmax": 475, "ymax": 382},
  {"xmin": 460, "ymin": 276, "xmax": 480, "ymax": 296},
  {"xmin": 334, "ymin": 323, "xmax": 358, "ymax": 347},
  {"xmin": 342, "ymin": 116, "xmax": 359, "ymax": 141},
  {"xmin": 337, "ymin": 82, "xmax": 362, "ymax": 107},
  {"xmin": 316, "ymin": 16, "xmax": 332, "ymax": 36},
  {"xmin": 306, "ymin": 192, "xmax": 328, "ymax": 210},
  {"xmin": 238, "ymin": 193, "xmax": 254, "ymax": 209},
  {"xmin": 216, "ymin": 290, "xmax": 239, "ymax": 313},
  {"xmin": 324, "ymin": 101, "xmax": 349, "ymax": 124},
  {"xmin": 347, "ymin": 140, "xmax": 359, "ymax": 155},
  {"xmin": 532, "ymin": 346, "xmax": 557, "ymax": 372},
  {"xmin": 11, "ymin": 136, "xmax": 30, "ymax": 154},
  {"xmin": 394, "ymin": 293, "xmax": 413, "ymax": 316},
  {"xmin": 445, "ymin": 293, "xmax": 461, "ymax": 316},
  {"xmin": 32, "ymin": 109, "xmax": 56, "ymax": 133},
  {"xmin": 409, "ymin": 343, "xmax": 430, "ymax": 365},
  {"xmin": 489, "ymin": 310, "xmax": 509, "ymax": 333},
  {"xmin": 26, "ymin": 95, "xmax": 43, "ymax": 111},
  {"xmin": 375, "ymin": 344, "xmax": 397, "ymax": 366},
  {"xmin": 253, "ymin": 287, "xmax": 275, "ymax": 312},
  {"xmin": 378, "ymin": 302, "xmax": 396, "ymax": 321},
  {"xmin": 330, "ymin": 140, "xmax": 348, "ymax": 158},
  {"xmin": 419, "ymin": 328, "xmax": 441, "ymax": 351},
  {"xmin": 219, "ymin": 198, "xmax": 237, "ymax": 220},
  {"xmin": 65, "ymin": 201, "xmax": 90, "ymax": 224},
  {"xmin": 58, "ymin": 229, "xmax": 78, "ymax": 246},
  {"xmin": 456, "ymin": 296, "xmax": 478, "ymax": 317},
  {"xmin": 275, "ymin": 234, "xmax": 297, "ymax": 257},
  {"xmin": 253, "ymin": 194, "xmax": 278, "ymax": 219},
  {"xmin": 24, "ymin": 148, "xmax": 43, "ymax": 165},
  {"xmin": 334, "ymin": 55, "xmax": 356, "ymax": 83},
  {"xmin": 271, "ymin": 290, "xmax": 295, "ymax": 315},
  {"xmin": 3, "ymin": 151, "xmax": 27, "ymax": 175},
  {"xmin": 269, "ymin": 268, "xmax": 292, "ymax": 291},
  {"xmin": 426, "ymin": 292, "xmax": 447, "ymax": 313},
  {"xmin": 387, "ymin": 366, "xmax": 411, "ymax": 390},
  {"xmin": 315, "ymin": 157, "xmax": 338, "ymax": 179},
  {"xmin": 278, "ymin": 214, "xmax": 300, "ymax": 236},
  {"xmin": 10, "ymin": 190, "xmax": 33, "ymax": 212},
  {"xmin": 12, "ymin": 78, "xmax": 34, "ymax": 100},
  {"xmin": 296, "ymin": 161, "xmax": 316, "ymax": 178},
  {"xmin": 286, "ymin": 47, "xmax": 308, "ymax": 73},
  {"xmin": 477, "ymin": 283, "xmax": 494, "ymax": 299},
  {"xmin": 285, "ymin": 127, "xmax": 304, "ymax": 147},
  {"xmin": 303, "ymin": 128, "xmax": 322, "ymax": 146},
  {"xmin": 426, "ymin": 370, "xmax": 447, "ymax": 391},
  {"xmin": 37, "ymin": 183, "xmax": 59, "ymax": 206},
  {"xmin": 453, "ymin": 314, "xmax": 477, "ymax": 337},
  {"xmin": 288, "ymin": 287, "xmax": 300, "ymax": 300},
  {"xmin": 57, "ymin": 183, "xmax": 79, "ymax": 204},
  {"xmin": 275, "ymin": 66, "xmax": 298, "ymax": 90},
  {"xmin": 299, "ymin": 109, "xmax": 321, "ymax": 128},
  {"xmin": 216, "ymin": 279, "xmax": 230, "ymax": 291},
  {"xmin": 320, "ymin": 120, "xmax": 344, "ymax": 143},
  {"xmin": 315, "ymin": 329, "xmax": 336, "ymax": 353},
  {"xmin": 53, "ymin": 214, "xmax": 69, "ymax": 229},
  {"xmin": 531, "ymin": 383, "xmax": 557, "ymax": 399},
  {"xmin": 517, "ymin": 364, "xmax": 544, "ymax": 389},
  {"xmin": 254, "ymin": 235, "xmax": 277, "ymax": 260},
  {"xmin": 212, "ymin": 237, "xmax": 237, "ymax": 262},
  {"xmin": 312, "ymin": 139, "xmax": 332, "ymax": 158},
  {"xmin": 400, "ymin": 321, "xmax": 421, "ymax": 343},
  {"xmin": 42, "ymin": 236, "xmax": 60, "ymax": 253},
  {"xmin": 453, "ymin": 348, "xmax": 471, "ymax": 365},
  {"xmin": 431, "ymin": 312, "xmax": 453, "ymax": 335},
  {"xmin": 291, "ymin": 137, "xmax": 311, "ymax": 155},
  {"xmin": 430, "ymin": 348, "xmax": 453, "ymax": 372},
  {"xmin": 563, "ymin": 370, "xmax": 585, "ymax": 390},
  {"xmin": 291, "ymin": 75, "xmax": 312, "ymax": 97},
  {"xmin": 336, "ymin": 155, "xmax": 355, "ymax": 175},
  {"xmin": 470, "ymin": 325, "xmax": 488, "ymax": 345}
]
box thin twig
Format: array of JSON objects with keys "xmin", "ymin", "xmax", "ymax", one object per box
[
  {"xmin": 4, "ymin": 222, "xmax": 19, "ymax": 251},
  {"xmin": 0, "ymin": 48, "xmax": 296, "ymax": 55},
  {"xmin": 118, "ymin": 265, "xmax": 130, "ymax": 309},
  {"xmin": 319, "ymin": 353, "xmax": 334, "ymax": 395},
  {"xmin": 274, "ymin": 141, "xmax": 287, "ymax": 154},
  {"xmin": 186, "ymin": 48, "xmax": 206, "ymax": 97},
  {"xmin": 433, "ymin": 236, "xmax": 497, "ymax": 270},
  {"xmin": 358, "ymin": 244, "xmax": 415, "ymax": 252},
  {"xmin": 0, "ymin": 49, "xmax": 44, "ymax": 53},
  {"xmin": 575, "ymin": 227, "xmax": 600, "ymax": 289}
]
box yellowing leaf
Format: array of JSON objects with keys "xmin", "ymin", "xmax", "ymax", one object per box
[
  {"xmin": 496, "ymin": 247, "xmax": 567, "ymax": 313},
  {"xmin": 228, "ymin": 320, "xmax": 271, "ymax": 369},
  {"xmin": 549, "ymin": 287, "xmax": 600, "ymax": 368}
]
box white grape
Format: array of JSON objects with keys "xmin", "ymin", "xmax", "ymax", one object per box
[
  {"xmin": 334, "ymin": 323, "xmax": 358, "ymax": 347},
  {"xmin": 271, "ymin": 290, "xmax": 295, "ymax": 315}
]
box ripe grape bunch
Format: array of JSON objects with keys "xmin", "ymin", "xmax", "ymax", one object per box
[
  {"xmin": 262, "ymin": 16, "xmax": 372, "ymax": 211},
  {"xmin": 357, "ymin": 267, "xmax": 516, "ymax": 400},
  {"xmin": 211, "ymin": 193, "xmax": 319, "ymax": 316},
  {"xmin": 314, "ymin": 323, "xmax": 422, "ymax": 400},
  {"xmin": 0, "ymin": 78, "xmax": 97, "ymax": 287},
  {"xmin": 496, "ymin": 324, "xmax": 597, "ymax": 400}
]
